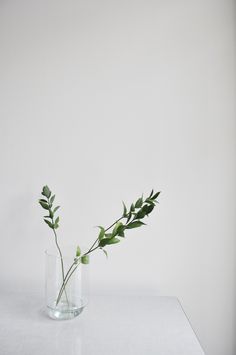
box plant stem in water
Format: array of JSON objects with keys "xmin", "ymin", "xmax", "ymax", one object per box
[{"xmin": 53, "ymin": 228, "xmax": 69, "ymax": 306}]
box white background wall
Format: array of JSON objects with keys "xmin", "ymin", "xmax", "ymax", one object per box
[{"xmin": 0, "ymin": 0, "xmax": 235, "ymax": 354}]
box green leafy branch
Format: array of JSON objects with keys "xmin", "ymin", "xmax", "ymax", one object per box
[
  {"xmin": 39, "ymin": 185, "xmax": 69, "ymax": 305},
  {"xmin": 55, "ymin": 190, "xmax": 160, "ymax": 305},
  {"xmin": 39, "ymin": 186, "xmax": 160, "ymax": 307}
]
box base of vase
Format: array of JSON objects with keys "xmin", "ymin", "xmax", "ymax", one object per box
[{"xmin": 47, "ymin": 300, "xmax": 85, "ymax": 320}]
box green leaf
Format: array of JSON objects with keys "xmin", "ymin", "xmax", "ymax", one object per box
[
  {"xmin": 106, "ymin": 237, "xmax": 120, "ymax": 245},
  {"xmin": 99, "ymin": 239, "xmax": 109, "ymax": 247},
  {"xmin": 98, "ymin": 226, "xmax": 105, "ymax": 240},
  {"xmin": 76, "ymin": 245, "xmax": 81, "ymax": 257},
  {"xmin": 122, "ymin": 201, "xmax": 127, "ymax": 217},
  {"xmin": 39, "ymin": 200, "xmax": 49, "ymax": 210},
  {"xmin": 42, "ymin": 185, "xmax": 51, "ymax": 198},
  {"xmin": 145, "ymin": 198, "xmax": 155, "ymax": 205},
  {"xmin": 152, "ymin": 191, "xmax": 161, "ymax": 200},
  {"xmin": 117, "ymin": 224, "xmax": 126, "ymax": 237},
  {"xmin": 44, "ymin": 215, "xmax": 52, "ymax": 219},
  {"xmin": 54, "ymin": 223, "xmax": 59, "ymax": 229},
  {"xmin": 39, "ymin": 199, "xmax": 48, "ymax": 203},
  {"xmin": 50, "ymin": 195, "xmax": 55, "ymax": 205},
  {"xmin": 138, "ymin": 204, "xmax": 153, "ymax": 217},
  {"xmin": 55, "ymin": 216, "xmax": 59, "ymax": 224},
  {"xmin": 148, "ymin": 189, "xmax": 154, "ymax": 198},
  {"xmin": 49, "ymin": 209, "xmax": 54, "ymax": 218},
  {"xmin": 118, "ymin": 230, "xmax": 125, "ymax": 237},
  {"xmin": 112, "ymin": 222, "xmax": 123, "ymax": 237},
  {"xmin": 130, "ymin": 203, "xmax": 135, "ymax": 212},
  {"xmin": 146, "ymin": 204, "xmax": 154, "ymax": 214},
  {"xmin": 105, "ymin": 233, "xmax": 113, "ymax": 239},
  {"xmin": 135, "ymin": 209, "xmax": 146, "ymax": 219},
  {"xmin": 53, "ymin": 206, "xmax": 60, "ymax": 213},
  {"xmin": 135, "ymin": 196, "xmax": 143, "ymax": 208},
  {"xmin": 44, "ymin": 219, "xmax": 54, "ymax": 229},
  {"xmin": 126, "ymin": 221, "xmax": 146, "ymax": 229},
  {"xmin": 81, "ymin": 255, "xmax": 89, "ymax": 264},
  {"xmin": 101, "ymin": 248, "xmax": 108, "ymax": 258},
  {"xmin": 126, "ymin": 211, "xmax": 132, "ymax": 223},
  {"xmin": 99, "ymin": 237, "xmax": 120, "ymax": 247}
]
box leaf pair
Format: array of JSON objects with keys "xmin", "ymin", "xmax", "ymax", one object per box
[
  {"xmin": 75, "ymin": 246, "xmax": 90, "ymax": 264},
  {"xmin": 146, "ymin": 191, "xmax": 160, "ymax": 202},
  {"xmin": 124, "ymin": 196, "xmax": 143, "ymax": 223},
  {"xmin": 134, "ymin": 204, "xmax": 153, "ymax": 220},
  {"xmin": 44, "ymin": 217, "xmax": 59, "ymax": 229}
]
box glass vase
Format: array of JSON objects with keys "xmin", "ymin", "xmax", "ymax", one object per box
[{"xmin": 45, "ymin": 248, "xmax": 89, "ymax": 320}]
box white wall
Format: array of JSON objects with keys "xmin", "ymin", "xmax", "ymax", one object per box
[{"xmin": 0, "ymin": 0, "xmax": 235, "ymax": 354}]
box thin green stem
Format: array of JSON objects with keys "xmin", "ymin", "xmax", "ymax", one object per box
[
  {"xmin": 52, "ymin": 228, "xmax": 69, "ymax": 305},
  {"xmin": 56, "ymin": 261, "xmax": 80, "ymax": 304},
  {"xmin": 47, "ymin": 195, "xmax": 69, "ymax": 306},
  {"xmin": 56, "ymin": 260, "xmax": 77, "ymax": 305}
]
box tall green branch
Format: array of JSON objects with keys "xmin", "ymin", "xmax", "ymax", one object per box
[{"xmin": 39, "ymin": 185, "xmax": 69, "ymax": 305}]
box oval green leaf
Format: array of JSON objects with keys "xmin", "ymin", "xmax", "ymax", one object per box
[
  {"xmin": 135, "ymin": 197, "xmax": 143, "ymax": 208},
  {"xmin": 39, "ymin": 200, "xmax": 49, "ymax": 210},
  {"xmin": 76, "ymin": 245, "xmax": 81, "ymax": 257},
  {"xmin": 106, "ymin": 237, "xmax": 120, "ymax": 245},
  {"xmin": 98, "ymin": 226, "xmax": 105, "ymax": 240},
  {"xmin": 53, "ymin": 206, "xmax": 60, "ymax": 213},
  {"xmin": 126, "ymin": 221, "xmax": 146, "ymax": 229},
  {"xmin": 42, "ymin": 185, "xmax": 51, "ymax": 198},
  {"xmin": 50, "ymin": 195, "xmax": 55, "ymax": 205},
  {"xmin": 152, "ymin": 191, "xmax": 161, "ymax": 200},
  {"xmin": 44, "ymin": 219, "xmax": 54, "ymax": 229},
  {"xmin": 81, "ymin": 255, "xmax": 89, "ymax": 264}
]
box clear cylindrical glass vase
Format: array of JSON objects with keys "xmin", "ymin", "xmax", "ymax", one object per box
[{"xmin": 45, "ymin": 247, "xmax": 89, "ymax": 320}]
